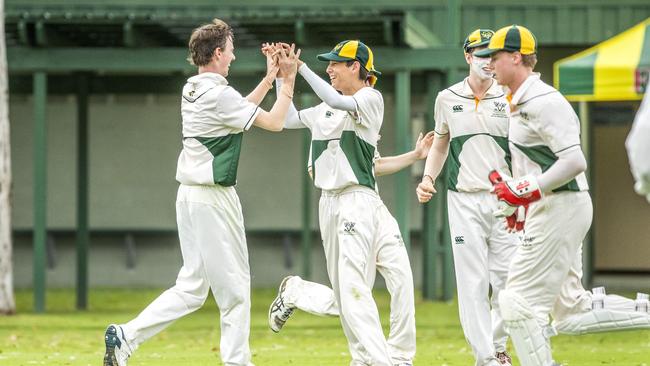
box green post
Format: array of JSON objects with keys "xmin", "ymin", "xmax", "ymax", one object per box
[
  {"xmin": 395, "ymin": 70, "xmax": 411, "ymax": 251},
  {"xmin": 422, "ymin": 72, "xmax": 441, "ymax": 300},
  {"xmin": 33, "ymin": 72, "xmax": 47, "ymax": 313},
  {"xmin": 76, "ymin": 74, "xmax": 90, "ymax": 310},
  {"xmin": 579, "ymin": 101, "xmax": 593, "ymax": 288},
  {"xmin": 447, "ymin": 0, "xmax": 461, "ymax": 46},
  {"xmin": 300, "ymin": 93, "xmax": 314, "ymax": 280},
  {"xmin": 440, "ymin": 69, "xmax": 459, "ymax": 301},
  {"xmin": 440, "ymin": 168, "xmax": 454, "ymax": 301}
]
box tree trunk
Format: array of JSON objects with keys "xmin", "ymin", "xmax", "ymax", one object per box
[{"xmin": 0, "ymin": 0, "xmax": 16, "ymax": 315}]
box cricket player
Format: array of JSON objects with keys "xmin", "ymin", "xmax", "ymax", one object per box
[
  {"xmin": 626, "ymin": 88, "xmax": 650, "ymax": 202},
  {"xmin": 475, "ymin": 25, "xmax": 650, "ymax": 366},
  {"xmin": 268, "ymin": 130, "xmax": 434, "ymax": 366},
  {"xmin": 265, "ymin": 40, "xmax": 405, "ymax": 366},
  {"xmin": 415, "ymin": 29, "xmax": 516, "ymax": 366},
  {"xmin": 102, "ymin": 19, "xmax": 300, "ymax": 366}
]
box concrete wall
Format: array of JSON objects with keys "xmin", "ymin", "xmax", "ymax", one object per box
[
  {"xmin": 12, "ymin": 232, "xmax": 430, "ymax": 289},
  {"xmin": 9, "ymin": 93, "xmax": 430, "ymax": 231}
]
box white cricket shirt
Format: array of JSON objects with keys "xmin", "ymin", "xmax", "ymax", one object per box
[
  {"xmin": 176, "ymin": 72, "xmax": 260, "ymax": 186},
  {"xmin": 434, "ymin": 78, "xmax": 512, "ymax": 192},
  {"xmin": 508, "ymin": 73, "xmax": 589, "ymax": 192},
  {"xmin": 297, "ymin": 87, "xmax": 383, "ymax": 191}
]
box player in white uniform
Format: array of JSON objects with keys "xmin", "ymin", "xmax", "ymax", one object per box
[
  {"xmin": 102, "ymin": 19, "xmax": 300, "ymax": 366},
  {"xmin": 626, "ymin": 89, "xmax": 650, "ymax": 203},
  {"xmin": 415, "ymin": 29, "xmax": 516, "ymax": 366},
  {"xmin": 266, "ymin": 40, "xmax": 410, "ymax": 366},
  {"xmin": 475, "ymin": 25, "xmax": 650, "ymax": 366},
  {"xmin": 268, "ymin": 131, "xmax": 434, "ymax": 366}
]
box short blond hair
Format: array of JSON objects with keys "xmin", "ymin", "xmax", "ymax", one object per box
[
  {"xmin": 522, "ymin": 53, "xmax": 537, "ymax": 69},
  {"xmin": 187, "ymin": 18, "xmax": 233, "ymax": 66}
]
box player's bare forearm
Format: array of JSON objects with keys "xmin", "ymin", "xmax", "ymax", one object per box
[
  {"xmin": 421, "ymin": 134, "xmax": 450, "ymax": 183},
  {"xmin": 376, "ymin": 130, "xmax": 434, "ymax": 176},
  {"xmin": 375, "ymin": 151, "xmax": 419, "ymax": 177},
  {"xmin": 254, "ymin": 75, "xmax": 296, "ymax": 131},
  {"xmin": 246, "ymin": 74, "xmax": 275, "ymax": 105}
]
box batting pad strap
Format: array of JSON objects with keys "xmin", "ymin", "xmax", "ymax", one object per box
[
  {"xmin": 553, "ymin": 309, "xmax": 650, "ymax": 335},
  {"xmin": 499, "ymin": 290, "xmax": 554, "ymax": 366}
]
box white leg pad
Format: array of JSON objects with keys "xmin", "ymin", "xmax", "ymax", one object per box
[
  {"xmin": 499, "ymin": 290, "xmax": 554, "ymax": 366},
  {"xmin": 554, "ymin": 309, "xmax": 650, "ymax": 335}
]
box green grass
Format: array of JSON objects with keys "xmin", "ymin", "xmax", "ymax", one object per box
[{"xmin": 0, "ymin": 289, "xmax": 649, "ymax": 365}]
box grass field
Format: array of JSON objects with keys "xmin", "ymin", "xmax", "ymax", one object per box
[{"xmin": 0, "ymin": 288, "xmax": 649, "ymax": 366}]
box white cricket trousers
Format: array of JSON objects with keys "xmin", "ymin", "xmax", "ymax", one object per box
[
  {"xmin": 507, "ymin": 191, "xmax": 593, "ymax": 329},
  {"xmin": 283, "ymin": 211, "xmax": 416, "ymax": 364},
  {"xmin": 320, "ymin": 185, "xmax": 414, "ymax": 366},
  {"xmin": 121, "ymin": 184, "xmax": 253, "ymax": 366},
  {"xmin": 447, "ymin": 190, "xmax": 519, "ymax": 366}
]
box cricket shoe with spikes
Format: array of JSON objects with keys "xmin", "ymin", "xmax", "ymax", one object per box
[
  {"xmin": 103, "ymin": 324, "xmax": 132, "ymax": 366},
  {"xmin": 268, "ymin": 276, "xmax": 296, "ymax": 333}
]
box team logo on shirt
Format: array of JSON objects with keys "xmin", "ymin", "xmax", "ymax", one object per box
[
  {"xmin": 188, "ymin": 89, "xmax": 195, "ymax": 97},
  {"xmin": 452, "ymin": 105, "xmax": 464, "ymax": 113},
  {"xmin": 394, "ymin": 234, "xmax": 404, "ymax": 245},
  {"xmin": 343, "ymin": 221, "xmax": 356, "ymax": 235},
  {"xmin": 519, "ymin": 111, "xmax": 530, "ymax": 121},
  {"xmin": 521, "ymin": 235, "xmax": 535, "ymax": 247},
  {"xmin": 491, "ymin": 101, "xmax": 508, "ymax": 118},
  {"xmin": 325, "ymin": 110, "xmax": 333, "ymax": 118},
  {"xmin": 454, "ymin": 236, "xmax": 465, "ymax": 244}
]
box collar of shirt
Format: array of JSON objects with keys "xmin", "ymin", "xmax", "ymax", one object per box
[
  {"xmin": 187, "ymin": 72, "xmax": 228, "ymax": 86},
  {"xmin": 510, "ymin": 72, "xmax": 541, "ymax": 106},
  {"xmin": 459, "ymin": 77, "xmax": 502, "ymax": 99}
]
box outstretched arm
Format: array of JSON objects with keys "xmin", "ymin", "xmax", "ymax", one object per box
[
  {"xmin": 298, "ymin": 63, "xmax": 357, "ymax": 111},
  {"xmin": 626, "ymin": 90, "xmax": 650, "ymax": 201},
  {"xmin": 246, "ymin": 43, "xmax": 279, "ymax": 105},
  {"xmin": 275, "ymin": 77, "xmax": 303, "ymax": 129},
  {"xmin": 253, "ymin": 44, "xmax": 301, "ymax": 131},
  {"xmin": 375, "ymin": 131, "xmax": 435, "ymax": 176}
]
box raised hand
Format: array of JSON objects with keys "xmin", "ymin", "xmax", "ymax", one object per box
[
  {"xmin": 413, "ymin": 131, "xmax": 435, "ymax": 160},
  {"xmin": 277, "ymin": 43, "xmax": 300, "ymax": 80},
  {"xmin": 261, "ymin": 42, "xmax": 280, "ymax": 79}
]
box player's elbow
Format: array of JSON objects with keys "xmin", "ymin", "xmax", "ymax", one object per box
[
  {"xmin": 266, "ymin": 121, "xmax": 284, "ymax": 132},
  {"xmin": 572, "ymin": 151, "xmax": 587, "ymax": 174},
  {"xmin": 557, "ymin": 147, "xmax": 587, "ymax": 176},
  {"xmin": 253, "ymin": 111, "xmax": 285, "ymax": 132}
]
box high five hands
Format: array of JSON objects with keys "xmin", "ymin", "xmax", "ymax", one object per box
[{"xmin": 261, "ymin": 42, "xmax": 302, "ymax": 79}]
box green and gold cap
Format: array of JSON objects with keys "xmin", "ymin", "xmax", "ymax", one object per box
[
  {"xmin": 474, "ymin": 25, "xmax": 537, "ymax": 57},
  {"xmin": 463, "ymin": 29, "xmax": 495, "ymax": 53},
  {"xmin": 317, "ymin": 40, "xmax": 381, "ymax": 83}
]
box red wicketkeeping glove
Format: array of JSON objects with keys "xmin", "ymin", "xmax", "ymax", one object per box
[
  {"xmin": 505, "ymin": 205, "xmax": 528, "ymax": 232},
  {"xmin": 488, "ymin": 170, "xmax": 542, "ymax": 207}
]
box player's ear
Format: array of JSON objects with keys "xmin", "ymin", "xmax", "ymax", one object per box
[
  {"xmin": 213, "ymin": 47, "xmax": 221, "ymax": 61},
  {"xmin": 464, "ymin": 51, "xmax": 472, "ymax": 65}
]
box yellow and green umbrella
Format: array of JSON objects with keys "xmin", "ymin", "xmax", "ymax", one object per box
[{"xmin": 554, "ymin": 17, "xmax": 650, "ymax": 101}]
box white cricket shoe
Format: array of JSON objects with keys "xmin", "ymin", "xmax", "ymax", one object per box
[
  {"xmin": 268, "ymin": 276, "xmax": 296, "ymax": 333},
  {"xmin": 103, "ymin": 324, "xmax": 132, "ymax": 366}
]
